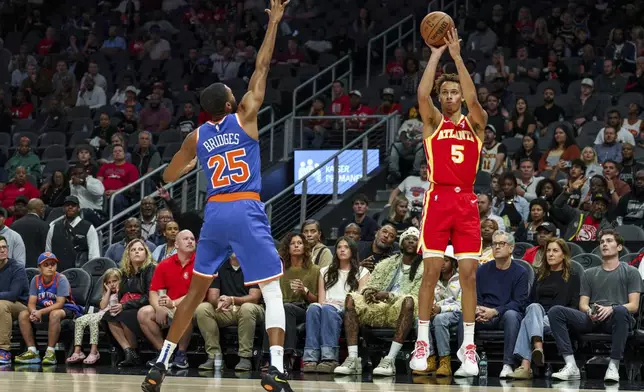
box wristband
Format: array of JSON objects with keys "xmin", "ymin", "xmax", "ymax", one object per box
[{"xmin": 304, "ymin": 287, "xmax": 309, "ymax": 295}]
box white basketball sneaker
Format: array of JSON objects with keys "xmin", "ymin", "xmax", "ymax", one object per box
[
  {"xmin": 409, "ymin": 340, "xmax": 431, "ymax": 371},
  {"xmin": 454, "ymin": 344, "xmax": 479, "ymax": 377}
]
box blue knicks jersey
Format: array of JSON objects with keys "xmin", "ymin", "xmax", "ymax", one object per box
[{"xmin": 196, "ymin": 114, "xmax": 262, "ymax": 198}]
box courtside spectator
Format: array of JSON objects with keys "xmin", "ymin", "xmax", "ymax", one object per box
[
  {"xmin": 302, "ymin": 219, "xmax": 332, "ymax": 268},
  {"xmin": 15, "ymin": 252, "xmax": 83, "ymax": 365},
  {"xmin": 105, "ymin": 239, "xmax": 156, "ymax": 367},
  {"xmin": 151, "ymin": 221, "xmax": 179, "ymax": 262},
  {"xmin": 358, "ymin": 224, "xmax": 397, "ymax": 272},
  {"xmin": 0, "ymin": 236, "xmax": 29, "ymax": 364},
  {"xmin": 138, "ymin": 230, "xmax": 196, "ymax": 369},
  {"xmin": 302, "ymin": 237, "xmax": 369, "ymax": 373},
  {"xmin": 343, "ymin": 223, "xmax": 361, "ymax": 243},
  {"xmin": 338, "ymin": 194, "xmax": 379, "ymax": 242},
  {"xmin": 457, "ymin": 231, "xmax": 528, "ymax": 378},
  {"xmin": 509, "ymin": 239, "xmax": 581, "ymax": 379},
  {"xmin": 549, "ymin": 230, "xmax": 641, "ymax": 382},
  {"xmin": 195, "ymin": 254, "xmax": 264, "ymax": 371},
  {"xmin": 46, "ymin": 196, "xmax": 100, "ymax": 271},
  {"xmin": 148, "ymin": 208, "xmax": 174, "ymax": 246},
  {"xmin": 0, "ymin": 208, "xmax": 25, "ymax": 265},
  {"xmin": 11, "ymin": 199, "xmax": 48, "ymax": 268}
]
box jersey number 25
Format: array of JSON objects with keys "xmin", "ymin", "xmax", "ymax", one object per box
[{"xmin": 207, "ymin": 148, "xmax": 251, "ymax": 189}]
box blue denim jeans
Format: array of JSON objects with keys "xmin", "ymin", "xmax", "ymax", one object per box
[
  {"xmin": 429, "ymin": 311, "xmax": 460, "ymax": 357},
  {"xmin": 303, "ymin": 304, "xmax": 343, "ymax": 362},
  {"xmin": 513, "ymin": 303, "xmax": 551, "ymax": 361},
  {"xmin": 457, "ymin": 309, "xmax": 523, "ymax": 365}
]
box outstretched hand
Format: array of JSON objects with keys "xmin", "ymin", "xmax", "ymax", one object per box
[
  {"xmin": 444, "ymin": 27, "xmax": 462, "ymax": 59},
  {"xmin": 429, "ymin": 44, "xmax": 447, "ymax": 57},
  {"xmin": 265, "ymin": 0, "xmax": 290, "ymax": 21}
]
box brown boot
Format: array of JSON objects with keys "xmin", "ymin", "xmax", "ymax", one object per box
[
  {"xmin": 436, "ymin": 356, "xmax": 452, "ymax": 377},
  {"xmin": 412, "ymin": 355, "xmax": 438, "ymax": 375}
]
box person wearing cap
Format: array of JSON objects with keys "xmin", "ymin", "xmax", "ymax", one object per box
[
  {"xmin": 552, "ymin": 178, "xmax": 616, "ymax": 242},
  {"xmin": 15, "ymin": 252, "xmax": 84, "ymax": 365},
  {"xmin": 335, "ymin": 227, "xmax": 425, "ymax": 376},
  {"xmin": 594, "ymin": 58, "xmax": 627, "ymax": 98},
  {"xmin": 0, "ymin": 207, "xmax": 26, "ymax": 265},
  {"xmin": 0, "ymin": 235, "xmax": 29, "ymax": 364},
  {"xmin": 522, "ymin": 221, "xmax": 558, "ymax": 266},
  {"xmin": 481, "ymin": 124, "xmax": 507, "ymax": 174},
  {"xmin": 613, "ymin": 170, "xmax": 644, "ymax": 226},
  {"xmin": 594, "ymin": 109, "xmax": 636, "ymax": 146},
  {"xmin": 376, "ymin": 87, "xmax": 402, "ymax": 115},
  {"xmin": 462, "ymin": 230, "xmax": 528, "ymax": 378},
  {"xmin": 11, "ymin": 198, "xmax": 48, "ymax": 268},
  {"xmin": 45, "ymin": 195, "xmax": 100, "ymax": 271},
  {"xmin": 572, "ymin": 78, "xmax": 600, "ymax": 128},
  {"xmin": 340, "ymin": 90, "xmax": 375, "ymax": 132},
  {"xmin": 509, "ymin": 238, "xmax": 581, "ymax": 380}
]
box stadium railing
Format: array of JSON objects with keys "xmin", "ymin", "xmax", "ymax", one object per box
[{"xmin": 366, "ymin": 14, "xmax": 416, "ymax": 87}]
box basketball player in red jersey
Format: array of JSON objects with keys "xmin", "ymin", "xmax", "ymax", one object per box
[{"xmin": 409, "ymin": 28, "xmax": 487, "ymax": 377}]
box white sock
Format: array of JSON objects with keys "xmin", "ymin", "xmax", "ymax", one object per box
[
  {"xmin": 609, "ymin": 359, "xmax": 619, "ymax": 369},
  {"xmin": 563, "ymin": 355, "xmax": 577, "ymax": 367},
  {"xmin": 417, "ymin": 319, "xmax": 430, "ymax": 343},
  {"xmin": 214, "ymin": 353, "xmax": 223, "ymax": 367},
  {"xmin": 28, "ymin": 346, "xmax": 37, "ymax": 354},
  {"xmin": 157, "ymin": 340, "xmax": 177, "ymax": 368},
  {"xmin": 387, "ymin": 342, "xmax": 403, "ymax": 360},
  {"xmin": 463, "ymin": 322, "xmax": 475, "ymax": 347},
  {"xmin": 270, "ymin": 346, "xmax": 284, "ymax": 373},
  {"xmin": 46, "ymin": 346, "xmax": 55, "ymax": 352},
  {"xmin": 348, "ymin": 345, "xmax": 359, "ymax": 358}
]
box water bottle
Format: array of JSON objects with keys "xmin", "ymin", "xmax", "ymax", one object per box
[{"xmin": 479, "ymin": 352, "xmax": 488, "ymax": 385}]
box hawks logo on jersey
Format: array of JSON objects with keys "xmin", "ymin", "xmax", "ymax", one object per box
[{"xmin": 424, "ymin": 114, "xmax": 482, "ymax": 187}]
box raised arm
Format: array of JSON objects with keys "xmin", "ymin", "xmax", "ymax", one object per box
[
  {"xmin": 444, "ymin": 28, "xmax": 488, "ymax": 140},
  {"xmin": 417, "ymin": 44, "xmax": 446, "ymax": 135},
  {"xmin": 162, "ymin": 131, "xmax": 198, "ymax": 183},
  {"xmin": 237, "ymin": 0, "xmax": 289, "ymax": 138}
]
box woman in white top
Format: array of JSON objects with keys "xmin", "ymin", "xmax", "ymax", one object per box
[{"xmin": 302, "ymin": 237, "xmax": 370, "ymax": 373}]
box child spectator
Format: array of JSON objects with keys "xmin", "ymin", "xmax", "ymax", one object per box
[{"xmin": 66, "ymin": 268, "xmax": 121, "ymax": 365}]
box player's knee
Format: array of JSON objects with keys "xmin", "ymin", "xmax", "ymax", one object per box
[
  {"xmin": 259, "ymin": 279, "xmax": 283, "ymax": 301},
  {"xmin": 458, "ymin": 264, "xmax": 477, "ymax": 285}
]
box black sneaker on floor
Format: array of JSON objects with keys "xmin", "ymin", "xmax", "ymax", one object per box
[
  {"xmin": 141, "ymin": 363, "xmax": 167, "ymax": 392},
  {"xmin": 261, "ymin": 366, "xmax": 293, "ymax": 392}
]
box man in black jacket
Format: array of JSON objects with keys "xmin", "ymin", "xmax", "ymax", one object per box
[
  {"xmin": 11, "ymin": 199, "xmax": 48, "ymax": 268},
  {"xmin": 613, "ymin": 170, "xmax": 644, "ymax": 226}
]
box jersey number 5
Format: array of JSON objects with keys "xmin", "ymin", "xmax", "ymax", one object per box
[
  {"xmin": 451, "ymin": 145, "xmax": 465, "ymax": 164},
  {"xmin": 207, "ymin": 148, "xmax": 251, "ymax": 189}
]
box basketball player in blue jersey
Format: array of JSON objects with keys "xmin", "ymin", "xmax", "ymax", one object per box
[{"xmin": 141, "ymin": 1, "xmax": 292, "ymax": 392}]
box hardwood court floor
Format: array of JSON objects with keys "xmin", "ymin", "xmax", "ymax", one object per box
[{"xmin": 0, "ymin": 368, "xmax": 640, "ymax": 392}]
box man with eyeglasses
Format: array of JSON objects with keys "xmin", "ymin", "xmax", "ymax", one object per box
[
  {"xmin": 0, "ymin": 235, "xmax": 29, "ymax": 364},
  {"xmin": 457, "ymin": 230, "xmax": 528, "ymax": 378}
]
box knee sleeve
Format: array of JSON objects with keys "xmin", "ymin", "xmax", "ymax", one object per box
[{"xmin": 259, "ymin": 279, "xmax": 285, "ymax": 331}]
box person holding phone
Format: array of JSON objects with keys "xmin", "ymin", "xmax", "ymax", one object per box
[{"xmin": 538, "ymin": 124, "xmax": 581, "ymax": 173}]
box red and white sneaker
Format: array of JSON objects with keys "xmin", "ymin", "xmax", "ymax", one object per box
[
  {"xmin": 409, "ymin": 340, "xmax": 431, "ymax": 371},
  {"xmin": 454, "ymin": 344, "xmax": 479, "ymax": 377}
]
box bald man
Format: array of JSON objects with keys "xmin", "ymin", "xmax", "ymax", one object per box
[
  {"xmin": 11, "ymin": 198, "xmax": 49, "ymax": 268},
  {"xmin": 137, "ymin": 230, "xmax": 197, "ymax": 369}
]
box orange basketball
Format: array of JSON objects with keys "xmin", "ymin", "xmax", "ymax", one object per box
[{"xmin": 420, "ymin": 11, "xmax": 455, "ymax": 47}]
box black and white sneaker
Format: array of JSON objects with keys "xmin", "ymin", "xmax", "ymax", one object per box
[
  {"xmin": 141, "ymin": 362, "xmax": 167, "ymax": 392},
  {"xmin": 261, "ymin": 366, "xmax": 293, "ymax": 392}
]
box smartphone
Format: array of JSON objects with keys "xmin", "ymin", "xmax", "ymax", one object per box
[{"xmin": 590, "ymin": 303, "xmax": 599, "ymax": 316}]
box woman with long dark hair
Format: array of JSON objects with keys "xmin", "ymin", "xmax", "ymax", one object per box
[
  {"xmin": 513, "ymin": 134, "xmax": 542, "ymax": 171},
  {"xmin": 40, "ymin": 170, "xmax": 70, "ymax": 207},
  {"xmin": 515, "ymin": 199, "xmax": 551, "ymax": 243},
  {"xmin": 261, "ymin": 232, "xmax": 320, "ymax": 372},
  {"xmin": 538, "ymin": 124, "xmax": 580, "ymax": 172},
  {"xmin": 536, "ymin": 178, "xmax": 563, "ymax": 204},
  {"xmin": 509, "ymin": 239, "xmax": 580, "ymax": 379},
  {"xmin": 301, "ymin": 237, "xmax": 369, "ymax": 373},
  {"xmin": 508, "ymin": 97, "xmax": 537, "ymax": 137}
]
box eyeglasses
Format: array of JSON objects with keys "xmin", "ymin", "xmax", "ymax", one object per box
[{"xmin": 492, "ymin": 241, "xmax": 508, "ymax": 248}]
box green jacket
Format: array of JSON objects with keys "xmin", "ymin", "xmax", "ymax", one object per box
[
  {"xmin": 363, "ymin": 253, "xmax": 423, "ymax": 300},
  {"xmin": 5, "ymin": 151, "xmax": 41, "ymax": 181}
]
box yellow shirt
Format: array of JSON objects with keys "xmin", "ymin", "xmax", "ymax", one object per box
[{"xmin": 279, "ymin": 264, "xmax": 320, "ymax": 303}]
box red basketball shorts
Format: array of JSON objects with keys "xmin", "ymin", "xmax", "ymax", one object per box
[{"xmin": 418, "ymin": 184, "xmax": 482, "ymax": 259}]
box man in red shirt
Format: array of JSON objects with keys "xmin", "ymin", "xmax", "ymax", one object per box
[
  {"xmin": 138, "ymin": 230, "xmax": 196, "ymax": 369},
  {"xmin": 275, "ymin": 37, "xmax": 307, "ymax": 66},
  {"xmin": 522, "ymin": 222, "xmax": 557, "ymax": 265},
  {"xmin": 97, "ymin": 145, "xmax": 139, "ymax": 214},
  {"xmin": 340, "ymin": 90, "xmax": 375, "ymax": 132},
  {"xmin": 376, "ymin": 87, "xmax": 402, "ymax": 115},
  {"xmin": 331, "ymin": 79, "xmax": 351, "ymax": 115},
  {"xmin": 386, "ymin": 47, "xmax": 406, "ymax": 82},
  {"xmin": 0, "ymin": 167, "xmax": 39, "ymax": 210},
  {"xmin": 37, "ymin": 27, "xmax": 58, "ymax": 56}
]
